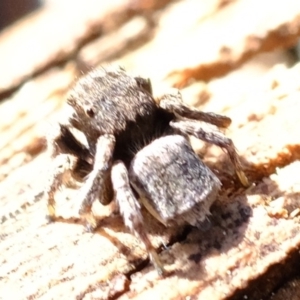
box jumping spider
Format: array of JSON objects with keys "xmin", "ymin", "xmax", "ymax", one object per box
[{"xmin": 46, "ymin": 66, "xmax": 248, "ymax": 275}]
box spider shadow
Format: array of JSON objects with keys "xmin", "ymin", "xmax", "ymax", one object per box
[{"xmin": 170, "ymin": 192, "xmax": 252, "ymax": 280}]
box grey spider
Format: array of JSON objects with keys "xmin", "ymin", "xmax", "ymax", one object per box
[{"xmin": 45, "ymin": 66, "xmax": 248, "ymax": 275}]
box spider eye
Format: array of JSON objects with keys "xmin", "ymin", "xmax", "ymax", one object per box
[{"xmin": 86, "ymin": 108, "xmax": 95, "ymax": 118}]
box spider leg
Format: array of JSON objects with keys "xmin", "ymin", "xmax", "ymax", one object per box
[
  {"xmin": 159, "ymin": 91, "xmax": 231, "ymax": 128},
  {"xmin": 78, "ymin": 134, "xmax": 115, "ymax": 231},
  {"xmin": 46, "ymin": 153, "xmax": 77, "ymax": 220},
  {"xmin": 44, "ymin": 122, "xmax": 81, "ymax": 219},
  {"xmin": 111, "ymin": 160, "xmax": 165, "ymax": 276},
  {"xmin": 170, "ymin": 119, "xmax": 249, "ymax": 187}
]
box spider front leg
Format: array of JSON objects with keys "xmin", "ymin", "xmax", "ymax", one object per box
[
  {"xmin": 159, "ymin": 91, "xmax": 232, "ymax": 128},
  {"xmin": 46, "ymin": 153, "xmax": 77, "ymax": 220},
  {"xmin": 78, "ymin": 134, "xmax": 115, "ymax": 231},
  {"xmin": 111, "ymin": 160, "xmax": 165, "ymax": 276},
  {"xmin": 170, "ymin": 119, "xmax": 249, "ymax": 187}
]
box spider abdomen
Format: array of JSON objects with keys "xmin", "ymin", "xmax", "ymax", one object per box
[{"xmin": 129, "ymin": 135, "xmax": 221, "ymax": 227}]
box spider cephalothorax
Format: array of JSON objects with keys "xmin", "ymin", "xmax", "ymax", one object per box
[{"xmin": 45, "ymin": 66, "xmax": 248, "ymax": 275}]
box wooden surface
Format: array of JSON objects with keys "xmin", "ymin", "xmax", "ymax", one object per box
[{"xmin": 1, "ymin": 1, "xmax": 300, "ymax": 299}]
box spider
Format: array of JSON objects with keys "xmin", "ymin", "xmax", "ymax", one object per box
[{"xmin": 45, "ymin": 66, "xmax": 248, "ymax": 275}]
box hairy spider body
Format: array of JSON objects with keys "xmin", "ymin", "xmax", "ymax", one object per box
[{"xmin": 46, "ymin": 67, "xmax": 248, "ymax": 275}]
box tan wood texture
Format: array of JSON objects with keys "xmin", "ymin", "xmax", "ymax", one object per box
[{"xmin": 1, "ymin": 1, "xmax": 300, "ymax": 299}]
